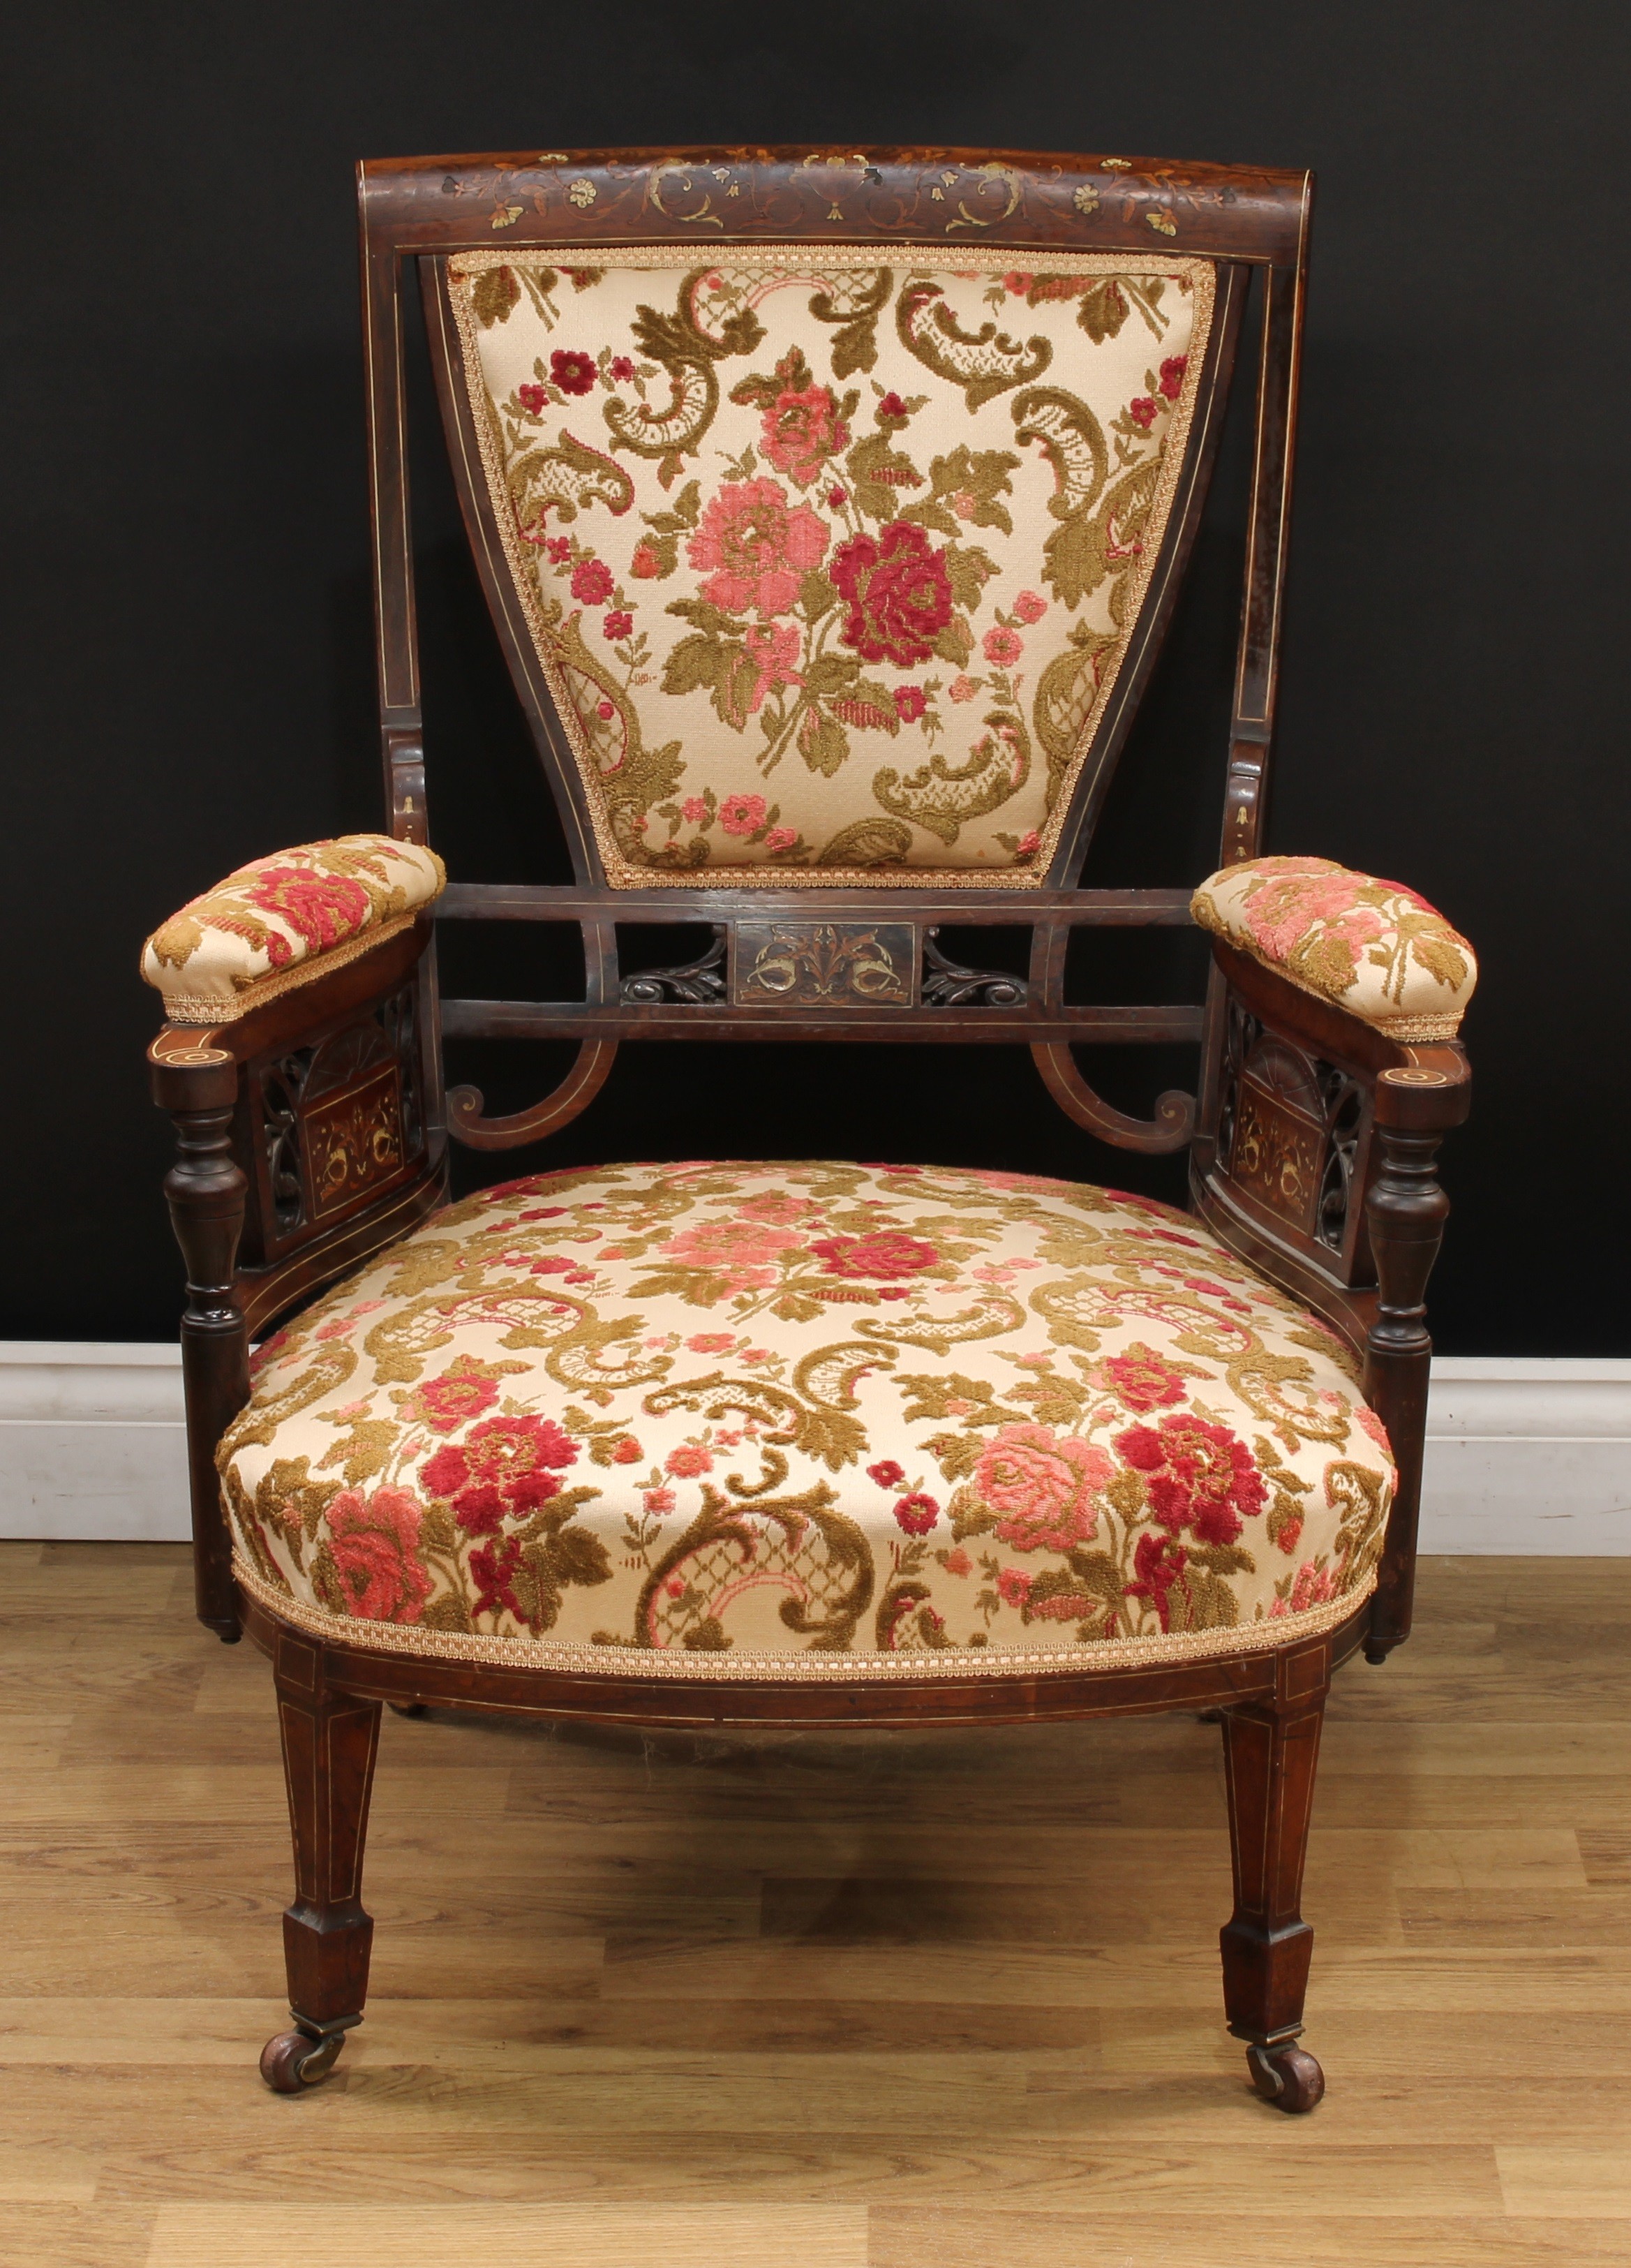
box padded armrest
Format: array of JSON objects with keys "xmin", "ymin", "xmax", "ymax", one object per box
[
  {"xmin": 141, "ymin": 833, "xmax": 445, "ymax": 1024},
  {"xmin": 1191, "ymin": 856, "xmax": 1476, "ymax": 1041}
]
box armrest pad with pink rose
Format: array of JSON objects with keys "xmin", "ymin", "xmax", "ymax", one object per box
[
  {"xmin": 141, "ymin": 833, "xmax": 445, "ymax": 1024},
  {"xmin": 1191, "ymin": 856, "xmax": 1477, "ymax": 1040}
]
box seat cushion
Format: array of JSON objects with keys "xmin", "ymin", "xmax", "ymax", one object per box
[{"xmin": 222, "ymin": 1162, "xmax": 1393, "ymax": 1680}]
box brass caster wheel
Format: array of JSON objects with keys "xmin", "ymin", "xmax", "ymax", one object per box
[
  {"xmin": 260, "ymin": 2028, "xmax": 345, "ymax": 2093},
  {"xmin": 1247, "ymin": 2040, "xmax": 1324, "ymax": 2113}
]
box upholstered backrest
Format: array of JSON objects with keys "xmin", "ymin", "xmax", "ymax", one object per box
[{"xmin": 442, "ymin": 248, "xmax": 1215, "ymax": 889}]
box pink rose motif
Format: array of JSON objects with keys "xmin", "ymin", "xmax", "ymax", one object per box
[
  {"xmin": 666, "ymin": 1443, "xmax": 714, "ymax": 1478},
  {"xmin": 1276, "ymin": 1514, "xmax": 1304, "ymax": 1557},
  {"xmin": 1272, "ymin": 1559, "xmax": 1338, "ymax": 1617},
  {"xmin": 744, "ymin": 620, "xmax": 803, "ymax": 711},
  {"xmin": 1013, "ymin": 589, "xmax": 1048, "ymax": 624},
  {"xmin": 831, "ymin": 521, "xmax": 953, "ymax": 668},
  {"xmin": 1128, "ymin": 396, "xmax": 1158, "ymax": 430},
  {"xmin": 687, "ymin": 1332, "xmax": 737, "ymax": 1354},
  {"xmin": 812, "ymin": 1231, "xmax": 939, "ymax": 1280},
  {"xmin": 867, "ymin": 1460, "xmax": 907, "ymax": 1488},
  {"xmin": 943, "ymin": 1548, "xmax": 972, "ymax": 1578},
  {"xmin": 630, "ymin": 541, "xmax": 662, "ymax": 579},
  {"xmin": 550, "ymin": 348, "xmax": 596, "ymax": 396},
  {"xmin": 893, "ymin": 683, "xmax": 928, "ymax": 724},
  {"xmin": 893, "ymin": 1492, "xmax": 940, "ymax": 1536},
  {"xmin": 643, "ymin": 1487, "xmax": 676, "ymax": 1516},
  {"xmin": 1001, "ymin": 273, "xmax": 1032, "ymax": 297},
  {"xmin": 401, "ymin": 1365, "xmax": 502, "ymax": 1435},
  {"xmin": 688, "ymin": 477, "xmax": 829, "ymax": 616},
  {"xmin": 244, "ymin": 869, "xmax": 369, "ymax": 962},
  {"xmin": 1013, "ymin": 831, "xmax": 1041, "ymax": 860},
  {"xmin": 764, "ymin": 826, "xmax": 797, "ymax": 852},
  {"xmin": 718, "ymin": 792, "xmax": 768, "ymax": 837},
  {"xmin": 976, "ymin": 1423, "xmax": 1113, "ymax": 1553},
  {"xmin": 596, "ymin": 699, "xmax": 615, "ymax": 720},
  {"xmin": 738, "ymin": 1189, "xmax": 810, "ymax": 1224},
  {"xmin": 1158, "ymin": 354, "xmax": 1189, "ymax": 400},
  {"xmin": 1115, "ymin": 1414, "xmax": 1266, "ymax": 1546},
  {"xmin": 603, "ymin": 610, "xmax": 634, "ymax": 641},
  {"xmin": 544, "ymin": 536, "xmax": 572, "ymax": 563},
  {"xmin": 571, "ymin": 558, "xmax": 614, "ymax": 606},
  {"xmin": 877, "ymin": 390, "xmax": 908, "ymax": 417},
  {"xmin": 761, "ymin": 383, "xmax": 850, "ymax": 488},
  {"xmin": 518, "ymin": 382, "xmax": 547, "ymax": 415},
  {"xmin": 680, "ymin": 796, "xmax": 710, "ymax": 824},
  {"xmin": 948, "ymin": 675, "xmax": 978, "ymax": 703},
  {"xmin": 983, "ymin": 626, "xmax": 1023, "ymax": 667},
  {"xmin": 421, "ymin": 1414, "xmax": 579, "ymax": 1536},
  {"xmin": 1092, "ymin": 1342, "xmax": 1189, "ymax": 1415},
  {"xmin": 611, "ymin": 1435, "xmax": 643, "ymax": 1463},
  {"xmin": 1245, "ymin": 875, "xmax": 1387, "ymax": 968},
  {"xmin": 324, "ymin": 1486, "xmax": 432, "ymax": 1625},
  {"xmin": 610, "ymin": 355, "xmax": 635, "ymax": 382},
  {"xmin": 996, "ymin": 1566, "xmax": 1032, "ymax": 1608},
  {"xmin": 828, "ymin": 485, "xmax": 848, "ymax": 507},
  {"xmin": 661, "ymin": 1216, "xmax": 803, "ymax": 1293}
]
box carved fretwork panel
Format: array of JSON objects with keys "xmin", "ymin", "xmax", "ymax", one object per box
[
  {"xmin": 239, "ymin": 984, "xmax": 427, "ymax": 1264},
  {"xmin": 731, "ymin": 923, "xmax": 916, "ymax": 1007},
  {"xmin": 620, "ymin": 928, "xmax": 727, "ymax": 1005},
  {"xmin": 921, "ymin": 928, "xmax": 1029, "ymax": 1008},
  {"xmin": 1209, "ymin": 1000, "xmax": 1375, "ymax": 1284}
]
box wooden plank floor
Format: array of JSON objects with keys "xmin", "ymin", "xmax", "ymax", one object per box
[{"xmin": 3, "ymin": 1543, "xmax": 1630, "ymax": 2267}]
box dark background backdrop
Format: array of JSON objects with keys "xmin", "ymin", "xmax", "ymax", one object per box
[{"xmin": 6, "ymin": 0, "xmax": 1627, "ymax": 1351}]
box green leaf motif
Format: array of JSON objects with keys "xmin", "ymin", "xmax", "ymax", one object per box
[{"xmin": 798, "ymin": 706, "xmax": 851, "ymax": 778}]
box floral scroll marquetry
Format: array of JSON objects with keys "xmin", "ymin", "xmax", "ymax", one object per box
[
  {"xmin": 246, "ymin": 988, "xmax": 424, "ymax": 1257},
  {"xmin": 731, "ymin": 923, "xmax": 916, "ymax": 1005},
  {"xmin": 1213, "ymin": 1004, "xmax": 1376, "ymax": 1280}
]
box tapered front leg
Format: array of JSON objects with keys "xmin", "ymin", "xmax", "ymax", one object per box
[
  {"xmin": 1219, "ymin": 1638, "xmax": 1330, "ymax": 2112},
  {"xmin": 260, "ymin": 1631, "xmax": 381, "ymax": 2092}
]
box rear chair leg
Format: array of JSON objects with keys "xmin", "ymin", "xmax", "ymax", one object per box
[
  {"xmin": 1218, "ymin": 1638, "xmax": 1330, "ymax": 2112},
  {"xmin": 260, "ymin": 1632, "xmax": 381, "ymax": 2093}
]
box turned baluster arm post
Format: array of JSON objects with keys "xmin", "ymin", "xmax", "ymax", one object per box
[
  {"xmin": 1362, "ymin": 1055, "xmax": 1470, "ymax": 1662},
  {"xmin": 151, "ymin": 1038, "xmax": 249, "ymax": 1643}
]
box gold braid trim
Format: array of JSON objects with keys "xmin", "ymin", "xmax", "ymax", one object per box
[
  {"xmin": 232, "ymin": 1550, "xmax": 1373, "ymax": 1682},
  {"xmin": 154, "ymin": 912, "xmax": 418, "ymax": 1023}
]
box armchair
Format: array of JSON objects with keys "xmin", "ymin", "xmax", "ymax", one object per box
[{"xmin": 142, "ymin": 147, "xmax": 1475, "ymax": 2112}]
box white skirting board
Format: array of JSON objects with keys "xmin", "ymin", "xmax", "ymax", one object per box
[{"xmin": 0, "ymin": 1342, "xmax": 1627, "ymax": 1551}]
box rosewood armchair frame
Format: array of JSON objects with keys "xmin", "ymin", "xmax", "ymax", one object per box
[{"xmin": 148, "ymin": 147, "xmax": 1470, "ymax": 2110}]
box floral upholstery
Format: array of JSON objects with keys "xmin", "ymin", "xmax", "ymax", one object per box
[
  {"xmin": 142, "ymin": 835, "xmax": 446, "ymax": 1023},
  {"xmin": 221, "ymin": 1161, "xmax": 1392, "ymax": 1680},
  {"xmin": 1191, "ymin": 857, "xmax": 1477, "ymax": 1040},
  {"xmin": 446, "ymin": 249, "xmax": 1215, "ymax": 887}
]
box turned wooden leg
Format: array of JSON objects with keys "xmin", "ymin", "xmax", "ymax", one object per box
[
  {"xmin": 1219, "ymin": 1638, "xmax": 1330, "ymax": 2112},
  {"xmin": 261, "ymin": 1631, "xmax": 381, "ymax": 2093}
]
